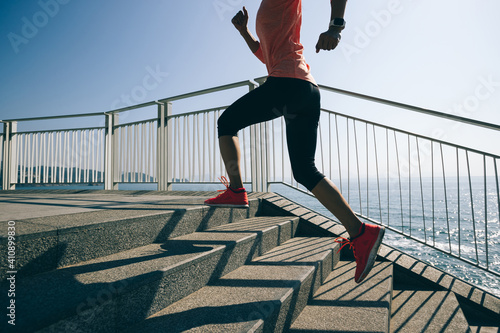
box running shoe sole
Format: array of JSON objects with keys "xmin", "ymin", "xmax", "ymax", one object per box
[
  {"xmin": 356, "ymin": 226, "xmax": 385, "ymax": 283},
  {"xmin": 204, "ymin": 203, "xmax": 249, "ymax": 208}
]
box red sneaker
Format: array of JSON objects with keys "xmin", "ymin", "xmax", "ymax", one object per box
[
  {"xmin": 335, "ymin": 223, "xmax": 385, "ymax": 283},
  {"xmin": 204, "ymin": 176, "xmax": 249, "ymax": 208}
]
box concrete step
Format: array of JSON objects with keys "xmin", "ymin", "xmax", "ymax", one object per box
[
  {"xmin": 391, "ymin": 290, "xmax": 471, "ymax": 333},
  {"xmin": 470, "ymin": 326, "xmax": 500, "ymax": 333},
  {"xmin": 288, "ymin": 260, "xmax": 393, "ymax": 333},
  {"xmin": 127, "ymin": 237, "xmax": 340, "ymax": 333},
  {"xmin": 2, "ymin": 215, "xmax": 297, "ymax": 333},
  {"xmin": 0, "ymin": 197, "xmax": 260, "ymax": 280}
]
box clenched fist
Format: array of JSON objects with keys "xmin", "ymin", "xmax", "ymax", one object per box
[
  {"xmin": 232, "ymin": 6, "xmax": 249, "ymax": 33},
  {"xmin": 316, "ymin": 27, "xmax": 342, "ymax": 53}
]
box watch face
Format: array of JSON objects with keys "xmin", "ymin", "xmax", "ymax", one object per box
[{"xmin": 333, "ymin": 18, "xmax": 345, "ymax": 26}]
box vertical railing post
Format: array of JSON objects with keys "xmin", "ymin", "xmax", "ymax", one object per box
[
  {"xmin": 165, "ymin": 102, "xmax": 173, "ymax": 191},
  {"xmin": 248, "ymin": 83, "xmax": 261, "ymax": 192},
  {"xmin": 157, "ymin": 103, "xmax": 166, "ymax": 191},
  {"xmin": 250, "ymin": 79, "xmax": 270, "ymax": 193},
  {"xmin": 2, "ymin": 121, "xmax": 9, "ymax": 190},
  {"xmin": 250, "ymin": 124, "xmax": 258, "ymax": 192},
  {"xmin": 157, "ymin": 102, "xmax": 173, "ymax": 191},
  {"xmin": 11, "ymin": 122, "xmax": 17, "ymax": 189},
  {"xmin": 264, "ymin": 121, "xmax": 271, "ymax": 192},
  {"xmin": 249, "ymin": 81, "xmax": 270, "ymax": 193},
  {"xmin": 2, "ymin": 121, "xmax": 17, "ymax": 190},
  {"xmin": 104, "ymin": 112, "xmax": 119, "ymax": 190},
  {"xmin": 258, "ymin": 122, "xmax": 269, "ymax": 193}
]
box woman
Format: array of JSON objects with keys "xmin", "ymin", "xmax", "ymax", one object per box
[{"xmin": 204, "ymin": 0, "xmax": 384, "ymax": 284}]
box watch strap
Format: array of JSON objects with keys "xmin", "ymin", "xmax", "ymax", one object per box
[{"xmin": 329, "ymin": 18, "xmax": 346, "ymax": 29}]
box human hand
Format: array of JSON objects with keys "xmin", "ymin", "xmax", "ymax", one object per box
[
  {"xmin": 316, "ymin": 27, "xmax": 342, "ymax": 53},
  {"xmin": 232, "ymin": 6, "xmax": 249, "ymax": 33}
]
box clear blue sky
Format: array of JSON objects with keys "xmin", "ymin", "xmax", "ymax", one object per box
[{"xmin": 1, "ymin": 0, "xmax": 499, "ymax": 154}]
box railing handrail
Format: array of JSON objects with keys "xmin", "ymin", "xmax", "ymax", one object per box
[
  {"xmin": 167, "ymin": 105, "xmax": 231, "ymax": 119},
  {"xmin": 158, "ymin": 79, "xmax": 258, "ymax": 103},
  {"xmin": 0, "ymin": 80, "xmax": 258, "ymax": 123},
  {"xmin": 14, "ymin": 126, "xmax": 105, "ymax": 135},
  {"xmin": 254, "ymin": 75, "xmax": 500, "ymax": 131},
  {"xmin": 4, "ymin": 78, "xmax": 499, "ymax": 132},
  {"xmin": 1, "ymin": 112, "xmax": 105, "ymax": 123},
  {"xmin": 318, "ymin": 84, "xmax": 500, "ymax": 132},
  {"xmin": 321, "ymin": 107, "xmax": 500, "ymax": 159}
]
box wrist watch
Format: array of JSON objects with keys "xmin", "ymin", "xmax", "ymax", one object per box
[{"xmin": 329, "ymin": 18, "xmax": 346, "ymax": 30}]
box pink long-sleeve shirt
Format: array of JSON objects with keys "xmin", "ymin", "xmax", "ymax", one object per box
[{"xmin": 254, "ymin": 0, "xmax": 316, "ymax": 86}]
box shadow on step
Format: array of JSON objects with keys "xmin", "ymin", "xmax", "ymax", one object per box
[
  {"xmin": 391, "ymin": 290, "xmax": 470, "ymax": 333},
  {"xmin": 133, "ymin": 267, "xmax": 312, "ymax": 333},
  {"xmin": 126, "ymin": 235, "xmax": 337, "ymax": 332},
  {"xmin": 313, "ymin": 261, "xmax": 392, "ymax": 304},
  {"xmin": 0, "ymin": 194, "xmax": 208, "ymax": 211},
  {"xmin": 137, "ymin": 300, "xmax": 284, "ymax": 332},
  {"xmin": 9, "ymin": 203, "xmax": 258, "ymax": 279},
  {"xmin": 4, "ymin": 236, "xmax": 256, "ymax": 332},
  {"xmin": 57, "ymin": 240, "xmax": 218, "ymax": 276},
  {"xmin": 390, "ymin": 248, "xmax": 500, "ymax": 329}
]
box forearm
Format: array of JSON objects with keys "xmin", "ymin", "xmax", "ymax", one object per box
[
  {"xmin": 240, "ymin": 28, "xmax": 260, "ymax": 54},
  {"xmin": 330, "ymin": 0, "xmax": 347, "ymax": 20},
  {"xmin": 316, "ymin": 0, "xmax": 346, "ymax": 52}
]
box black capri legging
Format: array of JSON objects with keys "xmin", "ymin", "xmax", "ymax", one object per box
[{"xmin": 217, "ymin": 76, "xmax": 325, "ymax": 191}]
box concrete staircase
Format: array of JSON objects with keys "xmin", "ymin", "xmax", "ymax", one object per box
[{"xmin": 1, "ymin": 190, "xmax": 499, "ymax": 333}]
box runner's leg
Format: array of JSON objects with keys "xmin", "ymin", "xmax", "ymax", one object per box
[
  {"xmin": 283, "ymin": 79, "xmax": 363, "ymax": 238},
  {"xmin": 217, "ymin": 78, "xmax": 285, "ymax": 189}
]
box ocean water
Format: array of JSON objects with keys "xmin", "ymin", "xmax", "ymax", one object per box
[
  {"xmin": 16, "ymin": 180, "xmax": 500, "ymax": 297},
  {"xmin": 267, "ymin": 182, "xmax": 500, "ymax": 297}
]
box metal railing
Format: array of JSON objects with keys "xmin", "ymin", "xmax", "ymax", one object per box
[
  {"xmin": 0, "ymin": 132, "xmax": 4, "ymax": 186},
  {"xmin": 323, "ymin": 85, "xmax": 500, "ymax": 278},
  {"xmin": 11, "ymin": 128, "xmax": 106, "ymax": 185},
  {"xmin": 258, "ymin": 80, "xmax": 500, "ymax": 277},
  {"xmin": 1, "ymin": 77, "xmax": 499, "ymax": 278},
  {"xmin": 266, "ymin": 107, "xmax": 500, "ymax": 277},
  {"xmin": 0, "ymin": 79, "xmax": 263, "ymax": 191}
]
